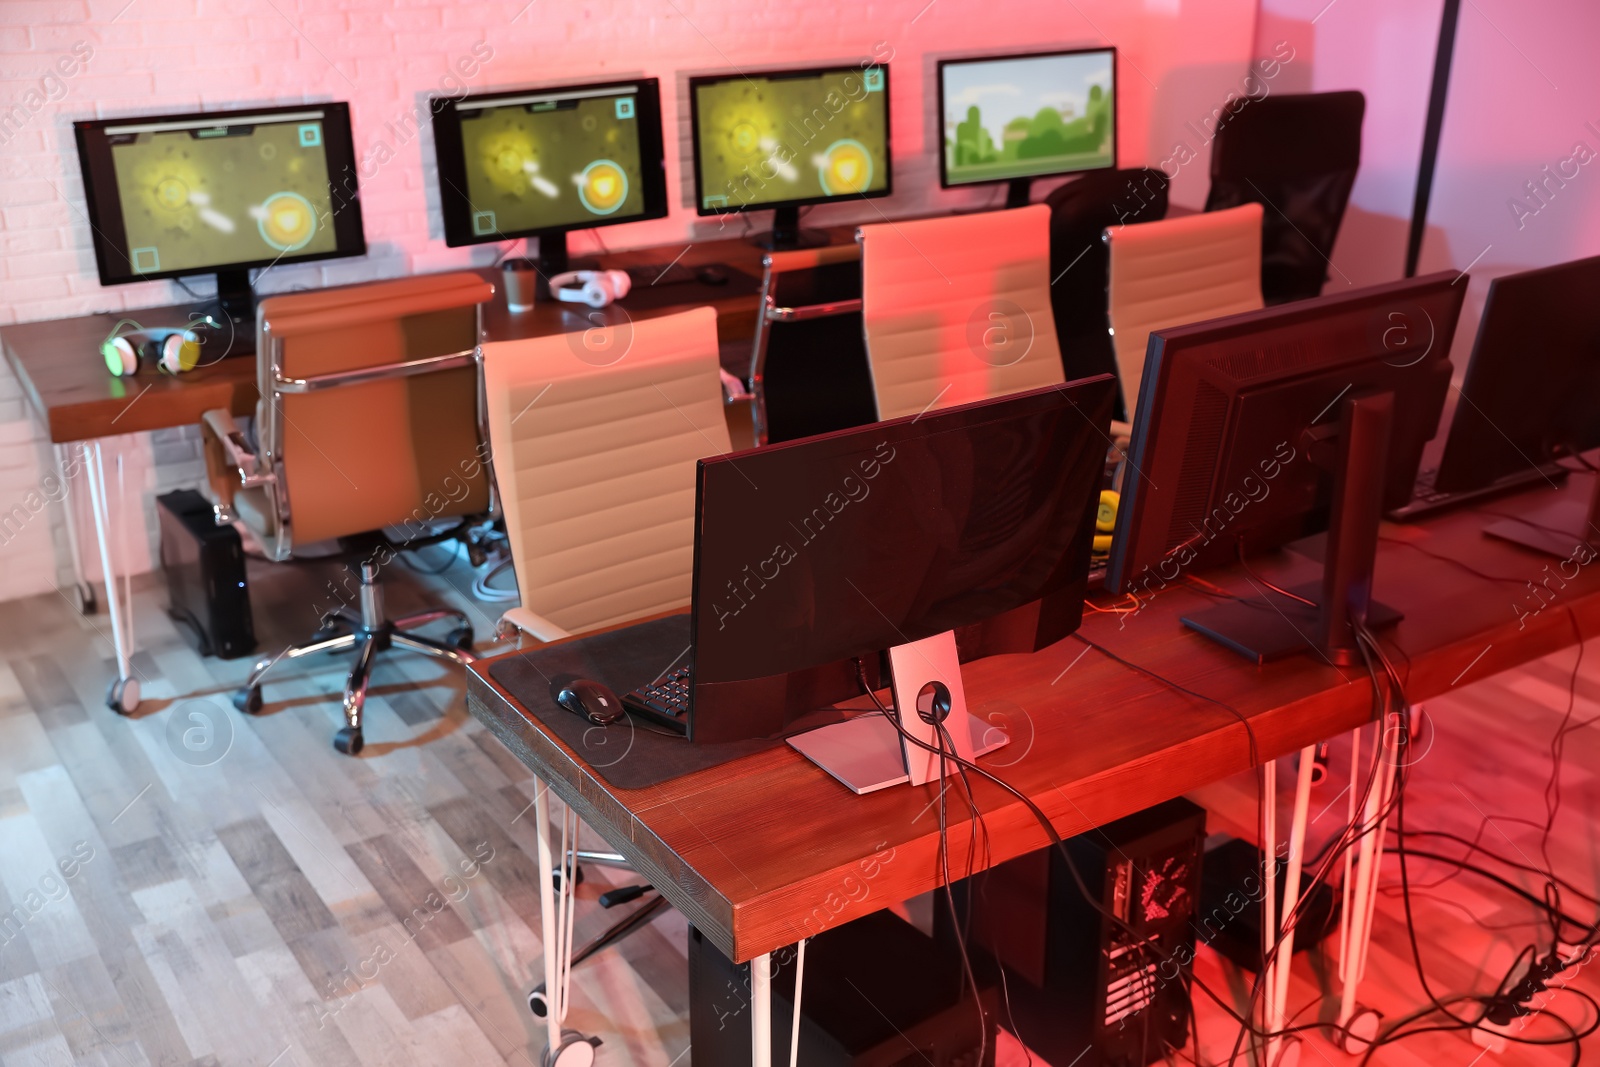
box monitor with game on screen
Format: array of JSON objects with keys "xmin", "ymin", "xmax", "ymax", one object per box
[
  {"xmin": 431, "ymin": 78, "xmax": 670, "ymax": 281},
  {"xmin": 690, "ymin": 62, "xmax": 892, "ymax": 250},
  {"xmin": 74, "ymin": 103, "xmax": 367, "ymax": 331},
  {"xmin": 938, "ymin": 47, "xmax": 1117, "ymax": 208}
]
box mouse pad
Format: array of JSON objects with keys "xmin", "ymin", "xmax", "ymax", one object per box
[
  {"xmin": 614, "ymin": 264, "xmax": 761, "ymax": 312},
  {"xmin": 484, "ymin": 614, "xmax": 810, "ymax": 790}
]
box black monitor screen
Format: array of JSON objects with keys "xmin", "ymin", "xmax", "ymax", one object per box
[
  {"xmin": 690, "ymin": 64, "xmax": 891, "ymax": 215},
  {"xmin": 75, "ymin": 103, "xmax": 364, "ymax": 285},
  {"xmin": 433, "ymin": 79, "xmax": 669, "ymax": 245},
  {"xmin": 692, "ymin": 378, "xmax": 1115, "ymax": 686}
]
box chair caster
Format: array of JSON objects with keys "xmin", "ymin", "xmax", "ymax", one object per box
[
  {"xmin": 449, "ymin": 625, "xmax": 474, "ymax": 653},
  {"xmin": 233, "ymin": 686, "xmax": 263, "ymax": 715},
  {"xmin": 333, "ymin": 727, "xmax": 365, "ymax": 756},
  {"xmin": 1272, "ymin": 1035, "xmax": 1302, "ymax": 1067},
  {"xmin": 528, "ymin": 986, "xmax": 549, "ymax": 1018},
  {"xmin": 1334, "ymin": 1006, "xmax": 1382, "ymax": 1054},
  {"xmin": 552, "ymin": 864, "xmax": 584, "ymax": 893},
  {"xmin": 106, "ymin": 677, "xmax": 140, "ymax": 715},
  {"xmin": 541, "ymin": 1031, "xmax": 600, "ymax": 1067}
]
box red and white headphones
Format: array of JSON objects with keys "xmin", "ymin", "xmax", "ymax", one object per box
[{"xmin": 548, "ymin": 270, "xmax": 631, "ymax": 309}]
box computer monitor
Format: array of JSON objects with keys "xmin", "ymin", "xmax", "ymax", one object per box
[
  {"xmin": 1426, "ymin": 256, "xmax": 1600, "ymax": 556},
  {"xmin": 432, "ymin": 78, "xmax": 669, "ymax": 281},
  {"xmin": 938, "ymin": 47, "xmax": 1117, "ymax": 208},
  {"xmin": 688, "ymin": 375, "xmax": 1116, "ymax": 790},
  {"xmin": 1107, "ymin": 273, "xmax": 1467, "ymax": 665},
  {"xmin": 74, "ymin": 103, "xmax": 366, "ymax": 329},
  {"xmin": 690, "ymin": 63, "xmax": 892, "ymax": 250}
]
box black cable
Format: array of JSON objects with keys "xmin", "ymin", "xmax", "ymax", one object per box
[{"xmin": 1236, "ymin": 541, "xmax": 1317, "ymax": 607}]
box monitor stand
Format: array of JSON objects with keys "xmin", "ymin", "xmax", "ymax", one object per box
[
  {"xmin": 787, "ymin": 630, "xmax": 1009, "ymax": 795},
  {"xmin": 1483, "ymin": 469, "xmax": 1600, "ymax": 558},
  {"xmin": 1004, "ymin": 178, "xmax": 1033, "ymax": 208},
  {"xmin": 1181, "ymin": 391, "xmax": 1403, "ymax": 666},
  {"xmin": 754, "ymin": 205, "xmax": 829, "ymax": 251},
  {"xmin": 531, "ymin": 234, "xmax": 601, "ymax": 299},
  {"xmin": 195, "ymin": 269, "xmax": 256, "ymax": 357}
]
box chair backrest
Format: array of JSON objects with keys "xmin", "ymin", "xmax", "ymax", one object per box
[
  {"xmin": 256, "ymin": 272, "xmax": 494, "ymax": 553},
  {"xmin": 481, "ymin": 306, "xmax": 733, "ymax": 637},
  {"xmin": 750, "ymin": 243, "xmax": 876, "ymax": 444},
  {"xmin": 1046, "ymin": 168, "xmax": 1170, "ymax": 422},
  {"xmin": 1105, "ymin": 203, "xmax": 1264, "ymax": 426},
  {"xmin": 1205, "ymin": 91, "xmax": 1365, "ymax": 304},
  {"xmin": 858, "ymin": 205, "xmax": 1065, "ymax": 422}
]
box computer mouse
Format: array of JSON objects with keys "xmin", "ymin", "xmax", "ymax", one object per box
[
  {"xmin": 555, "ymin": 678, "xmax": 625, "ymax": 726},
  {"xmin": 695, "ymin": 264, "xmax": 730, "ymax": 286}
]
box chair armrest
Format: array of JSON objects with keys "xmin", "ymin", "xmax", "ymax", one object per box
[
  {"xmin": 200, "ymin": 408, "xmax": 271, "ymax": 517},
  {"xmin": 719, "ymin": 367, "xmax": 753, "ymax": 403},
  {"xmin": 495, "ymin": 607, "xmax": 573, "ymax": 645}
]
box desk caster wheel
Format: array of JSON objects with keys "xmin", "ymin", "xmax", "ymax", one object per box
[
  {"xmin": 528, "ymin": 987, "xmax": 549, "ymax": 1018},
  {"xmin": 74, "ymin": 582, "xmax": 97, "ymax": 615},
  {"xmin": 106, "ymin": 677, "xmax": 140, "ymax": 715},
  {"xmin": 1335, "ymin": 1006, "xmax": 1382, "ymax": 1054},
  {"xmin": 233, "ymin": 686, "xmax": 263, "ymax": 715},
  {"xmin": 449, "ymin": 626, "xmax": 474, "ymax": 653},
  {"xmin": 552, "ymin": 864, "xmax": 584, "ymax": 893},
  {"xmin": 333, "ymin": 727, "xmax": 364, "ymax": 756},
  {"xmin": 542, "ymin": 1031, "xmax": 600, "ymax": 1067},
  {"xmin": 1272, "ymin": 1036, "xmax": 1302, "ymax": 1067}
]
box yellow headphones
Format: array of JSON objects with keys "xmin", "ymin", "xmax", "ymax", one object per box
[
  {"xmin": 1093, "ymin": 489, "xmax": 1120, "ymax": 555},
  {"xmin": 100, "ymin": 318, "xmax": 205, "ymax": 378}
]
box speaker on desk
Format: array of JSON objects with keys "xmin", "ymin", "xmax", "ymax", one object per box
[
  {"xmin": 689, "ymin": 910, "xmax": 997, "ymax": 1067},
  {"xmin": 940, "ymin": 797, "xmax": 1206, "ymax": 1067}
]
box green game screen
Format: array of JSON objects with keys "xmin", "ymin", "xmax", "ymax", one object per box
[
  {"xmin": 942, "ymin": 51, "xmax": 1115, "ymax": 185},
  {"xmin": 695, "ymin": 68, "xmax": 888, "ymax": 211},
  {"xmin": 458, "ymin": 88, "xmax": 646, "ymax": 236},
  {"xmin": 107, "ymin": 111, "xmax": 339, "ymax": 276}
]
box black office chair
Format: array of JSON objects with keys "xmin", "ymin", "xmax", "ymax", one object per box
[
  {"xmin": 1205, "ymin": 91, "xmax": 1366, "ymax": 305},
  {"xmin": 1045, "ymin": 167, "xmax": 1169, "ymax": 423},
  {"xmin": 748, "ymin": 244, "xmax": 877, "ymax": 445}
]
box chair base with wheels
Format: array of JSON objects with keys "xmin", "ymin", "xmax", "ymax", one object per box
[{"xmin": 234, "ymin": 555, "xmax": 475, "ymax": 755}]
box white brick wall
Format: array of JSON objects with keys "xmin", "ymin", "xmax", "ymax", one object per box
[{"xmin": 0, "ymin": 0, "xmax": 1259, "ymax": 603}]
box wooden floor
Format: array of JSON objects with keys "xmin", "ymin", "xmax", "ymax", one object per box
[{"xmin": 0, "ymin": 551, "xmax": 1596, "ymax": 1066}]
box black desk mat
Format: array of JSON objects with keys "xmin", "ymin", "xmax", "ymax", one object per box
[
  {"xmin": 487, "ymin": 614, "xmax": 827, "ymax": 790},
  {"xmin": 616, "ymin": 264, "xmax": 762, "ymax": 312}
]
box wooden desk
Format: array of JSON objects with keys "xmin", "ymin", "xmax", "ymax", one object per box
[{"xmin": 467, "ymin": 474, "xmax": 1600, "ymax": 1060}]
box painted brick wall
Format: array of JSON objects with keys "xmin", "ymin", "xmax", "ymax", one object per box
[{"xmin": 0, "ymin": 0, "xmax": 1258, "ymax": 603}]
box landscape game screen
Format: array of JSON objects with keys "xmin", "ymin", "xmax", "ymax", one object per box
[
  {"xmin": 457, "ymin": 85, "xmax": 647, "ymax": 236},
  {"xmin": 941, "ymin": 50, "xmax": 1116, "ymax": 186},
  {"xmin": 105, "ymin": 110, "xmax": 340, "ymax": 276},
  {"xmin": 693, "ymin": 66, "xmax": 889, "ymax": 212}
]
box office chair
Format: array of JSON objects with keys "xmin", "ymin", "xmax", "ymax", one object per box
[
  {"xmin": 480, "ymin": 306, "xmax": 732, "ymax": 1025},
  {"xmin": 1104, "ymin": 202, "xmax": 1264, "ymax": 434},
  {"xmin": 748, "ymin": 244, "xmax": 876, "ymax": 445},
  {"xmin": 858, "ymin": 204, "xmax": 1065, "ymax": 422},
  {"xmin": 481, "ymin": 305, "xmax": 733, "ymax": 644},
  {"xmin": 1046, "ymin": 168, "xmax": 1170, "ymax": 423},
  {"xmin": 1205, "ymin": 91, "xmax": 1365, "ymax": 304},
  {"xmin": 201, "ymin": 272, "xmax": 495, "ymax": 755}
]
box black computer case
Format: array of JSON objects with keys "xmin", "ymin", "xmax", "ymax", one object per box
[
  {"xmin": 158, "ymin": 489, "xmax": 255, "ymax": 659},
  {"xmin": 690, "ymin": 909, "xmax": 997, "ymax": 1067}
]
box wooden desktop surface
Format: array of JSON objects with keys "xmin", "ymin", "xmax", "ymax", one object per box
[
  {"xmin": 0, "ymin": 227, "xmax": 854, "ymax": 445},
  {"xmin": 467, "ymin": 474, "xmax": 1600, "ymax": 964}
]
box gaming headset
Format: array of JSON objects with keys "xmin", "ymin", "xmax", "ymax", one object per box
[
  {"xmin": 548, "ymin": 269, "xmax": 631, "ymax": 309},
  {"xmin": 99, "ymin": 318, "xmax": 208, "ymax": 377}
]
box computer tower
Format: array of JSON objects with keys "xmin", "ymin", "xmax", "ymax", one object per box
[
  {"xmin": 157, "ymin": 489, "xmax": 256, "ymax": 659},
  {"xmin": 942, "ymin": 797, "xmax": 1206, "ymax": 1067},
  {"xmin": 689, "ymin": 910, "xmax": 997, "ymax": 1067}
]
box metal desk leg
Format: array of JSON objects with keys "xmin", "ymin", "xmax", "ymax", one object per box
[
  {"xmin": 1265, "ymin": 744, "xmax": 1317, "ymax": 1067},
  {"xmin": 532, "ymin": 784, "xmax": 601, "ymax": 1066},
  {"xmin": 82, "ymin": 440, "xmax": 139, "ymax": 714},
  {"xmin": 751, "ymin": 951, "xmax": 772, "ymax": 1067},
  {"xmin": 1333, "ymin": 715, "xmax": 1403, "ymax": 1054},
  {"xmin": 53, "ymin": 443, "xmax": 95, "ymax": 614}
]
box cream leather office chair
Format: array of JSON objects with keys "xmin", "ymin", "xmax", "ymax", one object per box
[
  {"xmin": 858, "ymin": 204, "xmax": 1065, "ymax": 422},
  {"xmin": 202, "ymin": 272, "xmax": 495, "ymax": 755},
  {"xmin": 481, "ymin": 306, "xmax": 733, "ymax": 644},
  {"xmin": 1104, "ymin": 202, "xmax": 1264, "ymax": 432}
]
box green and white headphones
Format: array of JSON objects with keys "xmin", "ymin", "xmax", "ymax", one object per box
[{"xmin": 99, "ymin": 318, "xmax": 207, "ymax": 377}]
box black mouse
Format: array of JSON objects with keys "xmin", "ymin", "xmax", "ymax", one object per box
[
  {"xmin": 555, "ymin": 678, "xmax": 625, "ymax": 726},
  {"xmin": 695, "ymin": 264, "xmax": 730, "ymax": 286}
]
